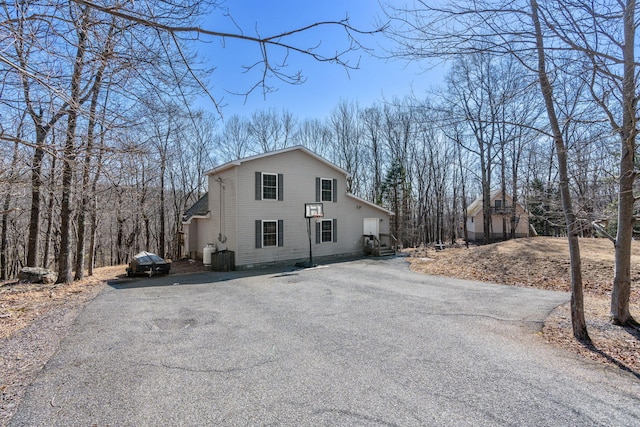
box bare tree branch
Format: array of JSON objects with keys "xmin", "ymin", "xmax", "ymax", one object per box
[
  {"xmin": 591, "ymin": 220, "xmax": 616, "ymax": 243},
  {"xmin": 68, "ymin": 0, "xmax": 384, "ymax": 103}
]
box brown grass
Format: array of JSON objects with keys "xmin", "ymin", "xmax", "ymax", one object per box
[
  {"xmin": 407, "ymin": 237, "xmax": 640, "ymax": 374},
  {"xmin": 0, "ymin": 260, "xmax": 209, "ymax": 341},
  {"xmin": 0, "ymin": 267, "xmax": 119, "ymax": 341}
]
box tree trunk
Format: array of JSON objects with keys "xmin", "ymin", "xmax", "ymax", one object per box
[
  {"xmin": 74, "ymin": 156, "xmax": 91, "ymax": 280},
  {"xmin": 501, "ymin": 143, "xmax": 508, "ymax": 241},
  {"xmin": 510, "ymin": 134, "xmax": 521, "ymax": 240},
  {"xmin": 88, "ymin": 130, "xmax": 106, "ymax": 276},
  {"xmin": 530, "ymin": 0, "xmax": 589, "ymax": 341},
  {"xmin": 56, "ymin": 12, "xmax": 88, "ymax": 284},
  {"xmin": 610, "ymin": 0, "xmax": 637, "ymax": 326},
  {"xmin": 42, "ymin": 156, "xmax": 57, "ymax": 269},
  {"xmin": 460, "ymin": 176, "xmax": 469, "ymax": 248},
  {"xmin": 116, "ymin": 216, "xmax": 125, "ymax": 265},
  {"xmin": 27, "ymin": 127, "xmax": 46, "ymax": 268},
  {"xmin": 74, "ymin": 69, "xmax": 105, "ymax": 280},
  {"xmin": 1, "ymin": 140, "xmax": 20, "ymax": 280},
  {"xmin": 1, "ymin": 195, "xmax": 10, "ymax": 280},
  {"xmin": 482, "ymin": 177, "xmax": 492, "ymax": 244},
  {"xmin": 158, "ymin": 153, "xmax": 166, "ymax": 258},
  {"xmin": 88, "ymin": 203, "xmax": 98, "ymax": 274},
  {"xmin": 478, "ymin": 136, "xmax": 492, "ymax": 244},
  {"xmin": 56, "ymin": 121, "xmax": 79, "ymax": 283}
]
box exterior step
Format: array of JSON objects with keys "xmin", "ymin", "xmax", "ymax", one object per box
[{"xmin": 377, "ymin": 248, "xmax": 396, "ymax": 257}]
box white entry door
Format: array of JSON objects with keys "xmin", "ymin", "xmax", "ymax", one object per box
[{"xmin": 363, "ymin": 218, "xmax": 379, "ymax": 238}]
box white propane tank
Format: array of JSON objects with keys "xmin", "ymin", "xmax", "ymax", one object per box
[{"xmin": 203, "ymin": 244, "xmax": 215, "ymax": 266}]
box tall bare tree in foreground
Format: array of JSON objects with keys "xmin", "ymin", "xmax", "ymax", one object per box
[
  {"xmin": 2, "ymin": 2, "xmax": 69, "ymax": 268},
  {"xmin": 529, "ymin": 0, "xmax": 589, "ymax": 340},
  {"xmin": 538, "ymin": 0, "xmax": 639, "ymax": 326},
  {"xmin": 56, "ymin": 5, "xmax": 92, "ymax": 284},
  {"xmin": 0, "ymin": 117, "xmax": 25, "ymax": 279},
  {"xmin": 74, "ymin": 18, "xmax": 117, "ymax": 280},
  {"xmin": 383, "ymin": 0, "xmax": 590, "ymax": 340}
]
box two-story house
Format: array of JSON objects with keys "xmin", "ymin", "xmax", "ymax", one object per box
[
  {"xmin": 465, "ymin": 189, "xmax": 530, "ymax": 243},
  {"xmin": 182, "ymin": 146, "xmax": 394, "ymax": 269}
]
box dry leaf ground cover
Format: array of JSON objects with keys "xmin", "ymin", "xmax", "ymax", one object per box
[{"xmin": 408, "ymin": 237, "xmax": 640, "ymax": 375}]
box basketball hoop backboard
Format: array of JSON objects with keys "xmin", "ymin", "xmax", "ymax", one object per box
[{"xmin": 305, "ymin": 203, "xmax": 324, "ymax": 218}]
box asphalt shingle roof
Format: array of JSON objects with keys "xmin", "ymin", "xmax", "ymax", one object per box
[{"xmin": 183, "ymin": 193, "xmax": 209, "ymax": 221}]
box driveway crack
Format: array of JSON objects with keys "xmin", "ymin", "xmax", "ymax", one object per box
[{"xmin": 139, "ymin": 358, "xmax": 275, "ymax": 374}]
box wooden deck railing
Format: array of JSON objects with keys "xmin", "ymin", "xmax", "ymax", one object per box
[{"xmin": 363, "ymin": 233, "xmax": 397, "ymax": 256}]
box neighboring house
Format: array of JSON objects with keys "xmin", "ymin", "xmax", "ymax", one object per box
[
  {"xmin": 465, "ymin": 190, "xmax": 529, "ymax": 243},
  {"xmin": 182, "ymin": 146, "xmax": 394, "ymax": 269}
]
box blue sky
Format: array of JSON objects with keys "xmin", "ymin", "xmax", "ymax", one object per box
[{"xmin": 196, "ymin": 0, "xmax": 443, "ymax": 121}]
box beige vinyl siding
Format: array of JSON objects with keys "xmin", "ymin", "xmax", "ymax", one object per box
[
  {"xmin": 206, "ymin": 168, "xmax": 237, "ymax": 253},
  {"xmin": 232, "ymin": 149, "xmax": 380, "ymax": 267},
  {"xmin": 235, "ymin": 150, "xmax": 317, "ymax": 266},
  {"xmin": 184, "ymin": 221, "xmax": 199, "ymax": 256},
  {"xmin": 341, "ymin": 200, "xmax": 390, "ymax": 245},
  {"xmin": 466, "ymin": 192, "xmax": 529, "ymax": 241},
  {"xmin": 196, "ymin": 147, "xmax": 392, "ymax": 268},
  {"xmin": 191, "ymin": 219, "xmax": 215, "ymax": 258}
]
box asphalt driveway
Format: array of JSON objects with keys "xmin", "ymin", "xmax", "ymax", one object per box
[{"xmin": 10, "ymin": 258, "xmax": 640, "ymax": 426}]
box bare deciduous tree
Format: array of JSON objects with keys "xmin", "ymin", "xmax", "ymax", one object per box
[
  {"xmin": 539, "ymin": 0, "xmax": 639, "ymax": 326},
  {"xmin": 1, "ymin": 0, "xmax": 381, "ymax": 282},
  {"xmin": 383, "ymin": 0, "xmax": 591, "ymax": 340},
  {"xmin": 330, "ymin": 100, "xmax": 363, "ymax": 193}
]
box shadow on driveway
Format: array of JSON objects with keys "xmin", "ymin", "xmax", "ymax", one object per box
[
  {"xmin": 107, "ymin": 255, "xmax": 374, "ymax": 290},
  {"xmin": 107, "ymin": 265, "xmax": 309, "ymax": 290}
]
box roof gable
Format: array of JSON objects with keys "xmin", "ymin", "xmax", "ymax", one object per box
[
  {"xmin": 205, "ymin": 146, "xmax": 349, "ymax": 177},
  {"xmin": 346, "ymin": 193, "xmax": 395, "ymax": 216}
]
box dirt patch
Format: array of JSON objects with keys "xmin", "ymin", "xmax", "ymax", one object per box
[
  {"xmin": 0, "ymin": 259, "xmax": 209, "ymax": 426},
  {"xmin": 407, "ymin": 237, "xmax": 640, "ymax": 375}
]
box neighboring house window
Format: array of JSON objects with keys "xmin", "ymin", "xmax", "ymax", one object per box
[
  {"xmin": 255, "ymin": 219, "xmax": 284, "ymax": 248},
  {"xmin": 316, "ymin": 177, "xmax": 337, "ymax": 203},
  {"xmin": 255, "ymin": 172, "xmax": 284, "ymax": 201},
  {"xmin": 316, "ymin": 219, "xmax": 337, "ymax": 243},
  {"xmin": 495, "ymin": 199, "xmax": 502, "ymax": 208}
]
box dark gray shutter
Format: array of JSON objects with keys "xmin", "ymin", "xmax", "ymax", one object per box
[
  {"xmin": 332, "ymin": 178, "xmax": 337, "ymax": 202},
  {"xmin": 278, "ymin": 174, "xmax": 284, "ymax": 201},
  {"xmin": 316, "ymin": 221, "xmax": 321, "ymax": 244},
  {"xmin": 255, "ymin": 220, "xmax": 262, "ymax": 248},
  {"xmin": 333, "ymin": 218, "xmax": 337, "ymax": 242},
  {"xmin": 278, "ymin": 219, "xmax": 284, "ymax": 247},
  {"xmin": 315, "ymin": 177, "xmax": 321, "ymax": 202},
  {"xmin": 255, "ymin": 172, "xmax": 262, "ymax": 200}
]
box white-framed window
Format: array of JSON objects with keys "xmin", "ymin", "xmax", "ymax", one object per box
[
  {"xmin": 316, "ymin": 218, "xmax": 337, "ymax": 244},
  {"xmin": 321, "ymin": 178, "xmax": 333, "ymax": 202},
  {"xmin": 255, "ymin": 172, "xmax": 283, "ymax": 201},
  {"xmin": 316, "ymin": 177, "xmax": 337, "ymax": 203},
  {"xmin": 262, "ymin": 173, "xmax": 277, "ymax": 200},
  {"xmin": 255, "ymin": 219, "xmax": 284, "ymax": 248},
  {"xmin": 262, "ymin": 220, "xmax": 277, "ymax": 247}
]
